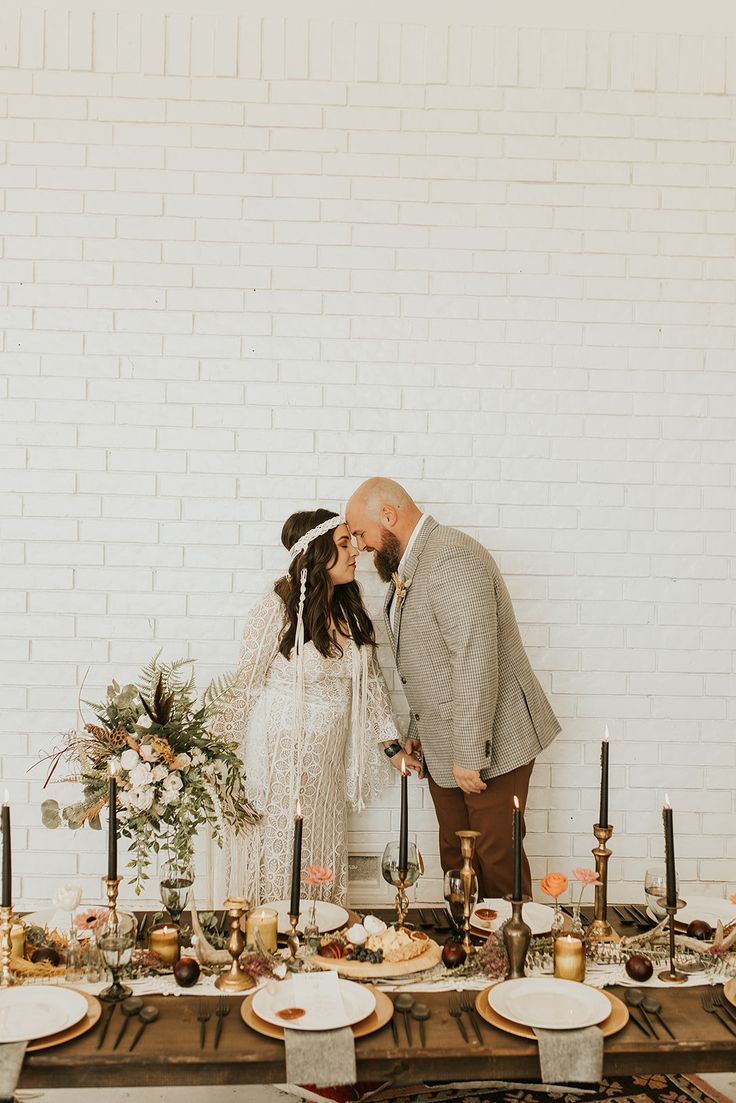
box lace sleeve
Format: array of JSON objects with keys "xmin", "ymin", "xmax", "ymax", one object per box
[
  {"xmin": 214, "ymin": 590, "xmax": 284, "ymax": 744},
  {"xmin": 346, "ymin": 645, "xmax": 398, "ymax": 811}
]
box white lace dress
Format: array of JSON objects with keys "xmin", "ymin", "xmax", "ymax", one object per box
[{"xmin": 210, "ymin": 591, "xmax": 399, "ymax": 906}]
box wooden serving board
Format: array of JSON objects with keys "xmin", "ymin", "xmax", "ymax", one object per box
[
  {"xmin": 474, "ymin": 984, "xmax": 628, "ymax": 1041},
  {"xmin": 313, "ymin": 938, "xmax": 442, "ymax": 978},
  {"xmin": 241, "ymin": 986, "xmax": 393, "ymax": 1040}
]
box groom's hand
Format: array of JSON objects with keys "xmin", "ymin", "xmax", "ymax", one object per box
[
  {"xmin": 389, "ymin": 753, "xmax": 421, "ymax": 775},
  {"xmin": 452, "ymin": 764, "xmax": 487, "ymax": 794},
  {"xmin": 404, "ymin": 737, "xmax": 421, "ymax": 758}
]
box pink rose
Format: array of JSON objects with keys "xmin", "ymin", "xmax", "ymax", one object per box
[
  {"xmin": 303, "ymin": 865, "xmax": 334, "ymax": 886},
  {"xmin": 572, "ymin": 867, "xmax": 601, "ymax": 887}
]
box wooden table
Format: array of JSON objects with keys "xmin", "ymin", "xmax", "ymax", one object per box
[{"xmin": 18, "ymin": 907, "xmax": 736, "ymax": 1089}]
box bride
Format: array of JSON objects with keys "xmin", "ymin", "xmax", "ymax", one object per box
[{"xmin": 211, "ymin": 509, "xmax": 419, "ymax": 906}]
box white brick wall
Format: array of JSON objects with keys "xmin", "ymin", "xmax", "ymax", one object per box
[{"xmin": 1, "ymin": 2, "xmax": 735, "ymax": 908}]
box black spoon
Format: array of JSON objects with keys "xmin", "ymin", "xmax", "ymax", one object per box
[
  {"xmin": 129, "ymin": 1005, "xmax": 159, "ymax": 1051},
  {"xmin": 113, "ymin": 997, "xmax": 143, "ymax": 1050}
]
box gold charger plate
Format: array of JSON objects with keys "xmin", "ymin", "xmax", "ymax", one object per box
[
  {"xmin": 723, "ymin": 977, "xmax": 736, "ymax": 1010},
  {"xmin": 241, "ymin": 986, "xmax": 392, "ymax": 1040},
  {"xmin": 475, "ymin": 984, "xmax": 628, "ymax": 1041},
  {"xmin": 27, "ymin": 990, "xmax": 102, "ymax": 1052},
  {"xmin": 313, "ymin": 938, "xmax": 442, "ymax": 978}
]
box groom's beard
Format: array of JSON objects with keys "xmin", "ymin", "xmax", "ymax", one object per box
[{"xmin": 374, "ymin": 531, "xmax": 402, "ymax": 583}]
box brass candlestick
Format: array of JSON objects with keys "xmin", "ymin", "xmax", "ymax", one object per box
[
  {"xmin": 503, "ymin": 895, "xmax": 532, "ymax": 979},
  {"xmin": 0, "ymin": 906, "xmax": 18, "ymax": 988},
  {"xmin": 456, "ymin": 830, "xmax": 480, "ymax": 956},
  {"xmin": 105, "ymin": 876, "xmax": 122, "ymax": 926},
  {"xmin": 286, "ymin": 912, "xmax": 301, "ymax": 963},
  {"xmin": 657, "ymin": 896, "xmax": 687, "ymax": 984},
  {"xmin": 215, "ymin": 897, "xmax": 254, "ymax": 991},
  {"xmin": 589, "ymin": 823, "xmax": 614, "ymax": 942}
]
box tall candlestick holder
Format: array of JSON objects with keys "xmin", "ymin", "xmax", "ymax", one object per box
[
  {"xmin": 503, "ymin": 895, "xmax": 532, "ymax": 979},
  {"xmin": 105, "ymin": 875, "xmax": 122, "ymax": 927},
  {"xmin": 589, "ymin": 823, "xmax": 614, "ymax": 942},
  {"xmin": 215, "ymin": 897, "xmax": 254, "ymax": 991},
  {"xmin": 456, "ymin": 830, "xmax": 480, "ymax": 956},
  {"xmin": 656, "ymin": 896, "xmax": 687, "ymax": 984},
  {"xmin": 0, "ymin": 906, "xmax": 19, "ymax": 988},
  {"xmin": 286, "ymin": 912, "xmax": 301, "ymax": 964}
]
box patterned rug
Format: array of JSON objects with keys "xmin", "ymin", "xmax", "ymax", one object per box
[{"xmin": 283, "ymin": 1074, "xmax": 732, "ymax": 1103}]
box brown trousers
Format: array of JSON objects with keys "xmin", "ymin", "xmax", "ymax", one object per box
[{"xmin": 427, "ymin": 759, "xmax": 535, "ymax": 900}]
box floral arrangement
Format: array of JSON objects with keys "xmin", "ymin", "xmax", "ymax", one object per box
[
  {"xmin": 41, "ymin": 654, "xmax": 255, "ymax": 893},
  {"xmin": 303, "ymin": 864, "xmax": 334, "ymax": 929}
]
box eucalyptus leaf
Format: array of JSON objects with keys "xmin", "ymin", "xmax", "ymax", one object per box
[{"xmin": 41, "ymin": 799, "xmax": 61, "ymax": 829}]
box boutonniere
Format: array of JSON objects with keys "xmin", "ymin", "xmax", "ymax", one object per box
[{"xmin": 391, "ymin": 572, "xmax": 412, "ymax": 608}]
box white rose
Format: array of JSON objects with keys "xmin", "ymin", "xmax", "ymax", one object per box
[
  {"xmin": 53, "ymin": 883, "xmax": 83, "ymax": 911},
  {"xmin": 191, "ymin": 749, "xmax": 205, "ymax": 766},
  {"xmin": 150, "ymin": 764, "xmax": 168, "ymax": 783},
  {"xmin": 130, "ymin": 788, "xmax": 154, "ymax": 812},
  {"xmin": 129, "ymin": 762, "xmax": 152, "ymax": 789},
  {"xmin": 120, "ymin": 748, "xmax": 139, "ymax": 772},
  {"xmin": 162, "ymin": 773, "xmax": 183, "ymax": 793},
  {"xmin": 160, "ymin": 787, "xmax": 180, "ymax": 805},
  {"xmin": 139, "ymin": 743, "xmax": 158, "ymax": 762},
  {"xmin": 172, "ymin": 753, "xmax": 190, "ymax": 770},
  {"xmin": 137, "ymin": 714, "xmax": 153, "ymax": 730}
]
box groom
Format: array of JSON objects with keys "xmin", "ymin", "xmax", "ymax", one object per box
[{"xmin": 346, "ymin": 478, "xmax": 560, "ymax": 899}]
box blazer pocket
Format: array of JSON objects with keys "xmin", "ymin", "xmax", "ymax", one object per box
[{"xmin": 515, "ymin": 673, "xmax": 543, "ymax": 740}]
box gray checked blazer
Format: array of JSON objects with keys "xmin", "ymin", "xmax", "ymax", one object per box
[{"xmin": 384, "ymin": 516, "xmax": 560, "ymax": 789}]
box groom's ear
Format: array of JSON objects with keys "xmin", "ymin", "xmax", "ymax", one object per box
[{"xmin": 381, "ymin": 505, "xmax": 399, "ymax": 528}]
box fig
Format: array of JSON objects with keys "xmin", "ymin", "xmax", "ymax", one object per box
[
  {"xmin": 686, "ymin": 919, "xmax": 713, "ymax": 941},
  {"xmin": 625, "ymin": 953, "xmax": 653, "ymax": 981},
  {"xmin": 31, "ymin": 946, "xmax": 60, "ymax": 966},
  {"xmin": 441, "ymin": 940, "xmax": 466, "ymax": 969},
  {"xmin": 173, "ymin": 955, "xmax": 200, "ymax": 987}
]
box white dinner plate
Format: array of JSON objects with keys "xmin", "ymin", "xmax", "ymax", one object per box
[
  {"xmin": 0, "ymin": 985, "xmax": 90, "ymax": 1044},
  {"xmin": 252, "ymin": 976, "xmax": 375, "ymax": 1032},
  {"xmin": 271, "ymin": 899, "xmax": 349, "ymax": 935},
  {"xmin": 471, "ymin": 899, "xmax": 554, "ymax": 937},
  {"xmin": 488, "ymin": 978, "xmax": 611, "ymax": 1031},
  {"xmin": 676, "ymin": 897, "xmax": 736, "ymax": 930}
]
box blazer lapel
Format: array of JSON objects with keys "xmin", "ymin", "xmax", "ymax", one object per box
[
  {"xmin": 393, "ymin": 516, "xmax": 438, "ymax": 661},
  {"xmin": 383, "ymin": 581, "xmax": 395, "ymax": 648}
]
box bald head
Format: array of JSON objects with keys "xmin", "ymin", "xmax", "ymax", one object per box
[{"xmin": 346, "ymin": 479, "xmax": 423, "ymax": 580}]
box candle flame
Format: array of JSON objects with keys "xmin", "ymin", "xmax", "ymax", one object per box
[
  {"xmin": 2, "ymin": 789, "xmax": 9, "ymax": 805},
  {"xmin": 109, "ymin": 762, "xmax": 117, "ymax": 777},
  {"xmin": 513, "ymin": 794, "xmax": 519, "ymax": 810},
  {"xmin": 400, "ymin": 757, "xmax": 407, "ymax": 776},
  {"xmin": 296, "ymin": 798, "xmax": 302, "ymax": 818},
  {"xmin": 664, "ymin": 792, "xmax": 671, "ymax": 810},
  {"xmin": 604, "ymin": 724, "xmax": 609, "ymax": 742}
]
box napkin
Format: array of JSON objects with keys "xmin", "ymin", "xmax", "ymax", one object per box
[
  {"xmin": 282, "ymin": 973, "xmax": 356, "ymax": 1087},
  {"xmin": 0, "ymin": 1041, "xmax": 27, "ymax": 1102},
  {"xmin": 532, "ymin": 1025, "xmax": 603, "ymax": 1084}
]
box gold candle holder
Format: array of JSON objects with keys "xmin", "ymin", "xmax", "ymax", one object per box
[
  {"xmin": 456, "ymin": 830, "xmax": 480, "ymax": 956},
  {"xmin": 589, "ymin": 823, "xmax": 614, "ymax": 942},
  {"xmin": 105, "ymin": 876, "xmax": 122, "ymax": 927},
  {"xmin": 657, "ymin": 896, "xmax": 687, "ymax": 984},
  {"xmin": 393, "ymin": 872, "xmax": 410, "ymax": 928},
  {"xmin": 286, "ymin": 912, "xmax": 301, "ymax": 963},
  {"xmin": 503, "ymin": 895, "xmax": 532, "ymax": 979},
  {"xmin": 0, "ymin": 906, "xmax": 19, "ymax": 988},
  {"xmin": 215, "ymin": 897, "xmax": 254, "ymax": 992}
]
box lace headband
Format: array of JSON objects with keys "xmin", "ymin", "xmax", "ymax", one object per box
[{"xmin": 288, "ymin": 515, "xmax": 343, "ymax": 562}]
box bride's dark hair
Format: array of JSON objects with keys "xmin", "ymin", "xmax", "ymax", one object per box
[{"xmin": 275, "ymin": 509, "xmax": 376, "ymax": 660}]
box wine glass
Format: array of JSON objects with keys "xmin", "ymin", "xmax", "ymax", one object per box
[
  {"xmin": 380, "ymin": 841, "xmax": 423, "ymax": 889},
  {"xmin": 443, "ymin": 867, "xmax": 477, "ymax": 935},
  {"xmin": 97, "ymin": 912, "xmax": 137, "ymax": 1002},
  {"xmin": 644, "ymin": 866, "xmax": 678, "ymax": 920},
  {"xmin": 159, "ymin": 858, "xmax": 194, "ymax": 924}
]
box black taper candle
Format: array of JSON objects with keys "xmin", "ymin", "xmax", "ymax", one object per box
[
  {"xmin": 663, "ymin": 800, "xmax": 677, "ymax": 908},
  {"xmin": 599, "ymin": 734, "xmax": 609, "ymax": 829},
  {"xmin": 512, "ymin": 796, "xmax": 522, "ymax": 900},
  {"xmin": 107, "ymin": 771, "xmax": 117, "ymax": 881},
  {"xmin": 398, "ymin": 759, "xmax": 408, "ymax": 871},
  {"xmin": 1, "ymin": 798, "xmax": 11, "ymax": 908},
  {"xmin": 289, "ymin": 800, "xmax": 303, "ymax": 917}
]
